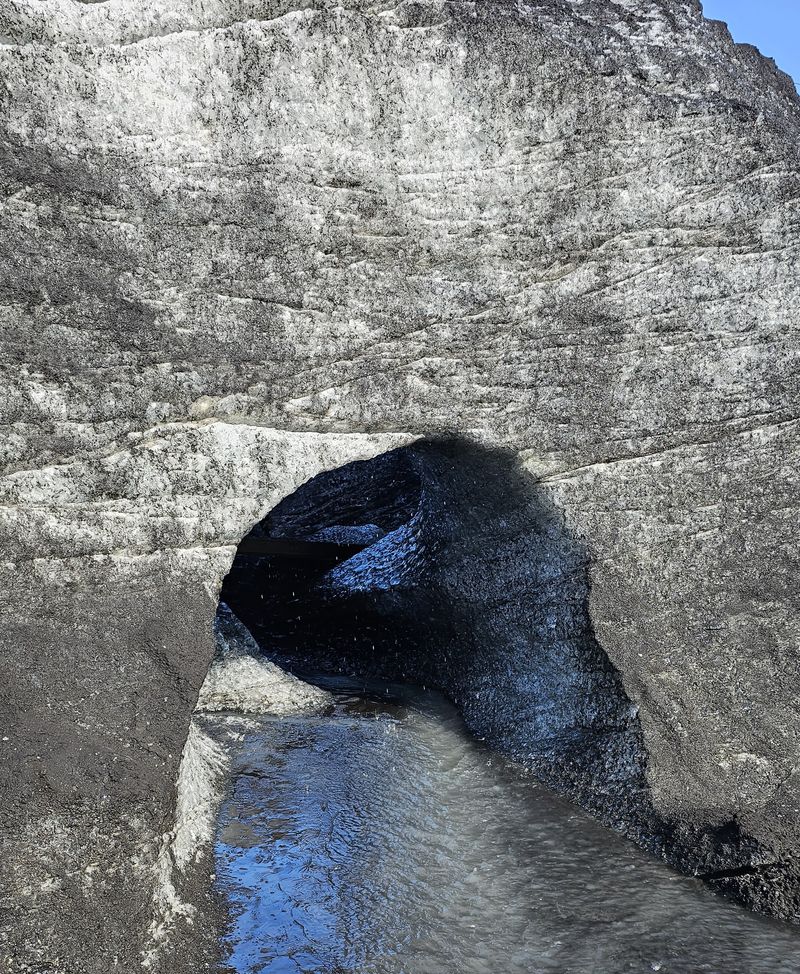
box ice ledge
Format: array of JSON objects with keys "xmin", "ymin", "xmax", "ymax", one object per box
[{"xmin": 198, "ymin": 603, "xmax": 331, "ymax": 714}]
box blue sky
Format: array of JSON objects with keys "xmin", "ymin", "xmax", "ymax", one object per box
[{"xmin": 701, "ymin": 1, "xmax": 799, "ymax": 84}]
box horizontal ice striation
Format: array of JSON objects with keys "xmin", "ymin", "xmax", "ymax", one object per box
[
  {"xmin": 262, "ymin": 452, "xmax": 422, "ymax": 545},
  {"xmin": 307, "ymin": 523, "xmax": 386, "ymax": 545},
  {"xmin": 4, "ymin": 0, "xmax": 800, "ymax": 962}
]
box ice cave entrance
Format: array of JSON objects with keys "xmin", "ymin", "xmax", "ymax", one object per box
[
  {"xmin": 208, "ymin": 440, "xmax": 800, "ymax": 973},
  {"xmin": 220, "ymin": 443, "xmax": 424, "ymax": 681}
]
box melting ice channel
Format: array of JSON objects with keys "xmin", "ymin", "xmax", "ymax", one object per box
[{"xmin": 211, "ymin": 676, "xmax": 800, "ymax": 974}]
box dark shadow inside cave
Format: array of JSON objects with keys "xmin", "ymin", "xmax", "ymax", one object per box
[{"xmin": 220, "ymin": 438, "xmax": 657, "ymax": 844}]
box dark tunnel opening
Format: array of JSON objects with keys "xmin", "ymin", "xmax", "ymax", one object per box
[
  {"xmin": 219, "ymin": 438, "xmax": 657, "ymax": 843},
  {"xmin": 213, "ymin": 438, "xmax": 794, "ymax": 932},
  {"xmin": 222, "ymin": 446, "xmax": 426, "ymax": 681}
]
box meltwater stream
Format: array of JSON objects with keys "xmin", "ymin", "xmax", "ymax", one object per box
[{"xmin": 213, "ymin": 678, "xmax": 799, "ymax": 974}]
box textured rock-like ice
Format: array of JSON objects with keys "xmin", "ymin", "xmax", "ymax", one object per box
[
  {"xmin": 2, "ymin": 0, "xmax": 800, "ymax": 968},
  {"xmin": 198, "ymin": 603, "xmax": 331, "ymax": 714}
]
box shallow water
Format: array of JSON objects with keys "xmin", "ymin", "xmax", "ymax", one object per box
[{"xmin": 214, "ymin": 678, "xmax": 800, "ymax": 974}]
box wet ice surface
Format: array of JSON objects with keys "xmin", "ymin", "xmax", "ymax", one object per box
[{"xmin": 214, "ymin": 678, "xmax": 800, "ymax": 974}]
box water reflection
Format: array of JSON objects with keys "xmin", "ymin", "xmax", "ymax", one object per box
[{"xmin": 214, "ymin": 680, "xmax": 799, "ymax": 974}]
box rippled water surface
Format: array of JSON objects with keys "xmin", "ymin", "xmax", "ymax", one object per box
[{"xmin": 214, "ymin": 679, "xmax": 799, "ymax": 974}]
